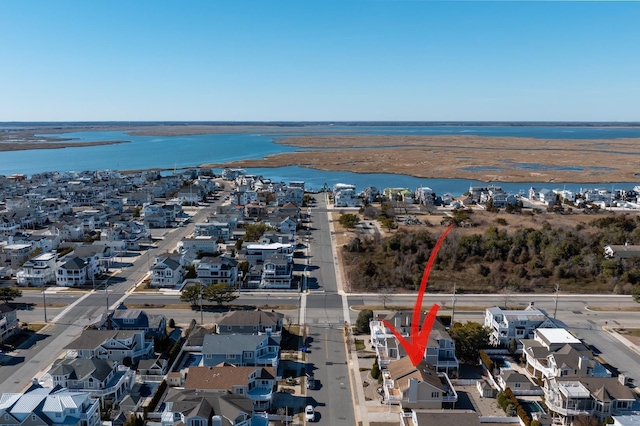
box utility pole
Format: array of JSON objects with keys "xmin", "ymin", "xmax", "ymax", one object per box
[
  {"xmin": 451, "ymin": 282, "xmax": 457, "ymax": 326},
  {"xmin": 42, "ymin": 287, "xmax": 48, "ymax": 322},
  {"xmin": 553, "ymin": 283, "xmax": 560, "ymax": 320},
  {"xmin": 199, "ymin": 284, "xmax": 204, "ymax": 325}
]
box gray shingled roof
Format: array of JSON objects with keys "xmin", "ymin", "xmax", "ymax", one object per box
[
  {"xmin": 65, "ymin": 329, "xmax": 140, "ymax": 349},
  {"xmin": 202, "ymin": 334, "xmax": 278, "ymax": 355},
  {"xmin": 49, "ymin": 358, "xmax": 116, "ymax": 382}
]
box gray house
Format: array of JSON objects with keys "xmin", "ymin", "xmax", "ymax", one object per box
[
  {"xmin": 216, "ymin": 310, "xmax": 284, "ymax": 336},
  {"xmin": 202, "ymin": 334, "xmax": 280, "ymax": 369}
]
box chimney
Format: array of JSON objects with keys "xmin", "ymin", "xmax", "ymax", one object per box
[{"xmin": 578, "ymin": 356, "xmax": 589, "ymax": 376}]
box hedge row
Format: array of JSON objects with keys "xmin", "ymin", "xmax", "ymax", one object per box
[
  {"xmin": 147, "ymin": 380, "xmax": 167, "ymax": 414},
  {"xmin": 479, "ymin": 350, "xmax": 494, "ymax": 372},
  {"xmin": 497, "ymin": 387, "xmax": 532, "ymax": 426}
]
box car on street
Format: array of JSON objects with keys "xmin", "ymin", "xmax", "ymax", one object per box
[
  {"xmin": 306, "ymin": 376, "xmax": 316, "ymax": 390},
  {"xmin": 305, "ymin": 405, "xmax": 315, "ymax": 422}
]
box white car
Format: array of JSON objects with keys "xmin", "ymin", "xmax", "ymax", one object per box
[{"xmin": 305, "ymin": 405, "xmax": 315, "ymax": 422}]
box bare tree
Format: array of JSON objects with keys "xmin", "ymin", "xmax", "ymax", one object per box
[{"xmin": 379, "ymin": 285, "xmax": 393, "ymax": 309}]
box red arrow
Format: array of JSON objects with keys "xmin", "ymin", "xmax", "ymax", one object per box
[{"xmin": 382, "ymin": 224, "xmax": 454, "ymax": 366}]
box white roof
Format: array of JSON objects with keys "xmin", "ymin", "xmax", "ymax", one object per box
[
  {"xmin": 536, "ymin": 328, "xmax": 580, "ymax": 345},
  {"xmin": 558, "ymin": 381, "xmax": 591, "ymax": 399},
  {"xmin": 246, "ymin": 242, "xmax": 292, "ymax": 250}
]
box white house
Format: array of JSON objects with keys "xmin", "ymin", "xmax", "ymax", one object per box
[
  {"xmin": 150, "ymin": 256, "xmax": 184, "ymax": 288},
  {"xmin": 485, "ymin": 304, "xmax": 555, "ymax": 347},
  {"xmin": 17, "ymin": 252, "xmax": 58, "ymax": 286}
]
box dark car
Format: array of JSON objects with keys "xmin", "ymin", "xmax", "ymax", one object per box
[{"xmin": 307, "ymin": 376, "xmax": 316, "ymax": 390}]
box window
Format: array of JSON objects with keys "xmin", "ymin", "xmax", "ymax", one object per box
[
  {"xmin": 227, "ymin": 354, "xmax": 237, "ymax": 359},
  {"xmin": 246, "ymin": 353, "xmax": 253, "ymax": 358},
  {"xmin": 431, "ymin": 392, "xmax": 439, "ymax": 398},
  {"xmin": 514, "ymin": 383, "xmax": 521, "ymax": 388}
]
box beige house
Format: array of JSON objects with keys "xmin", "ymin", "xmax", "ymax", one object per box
[{"xmin": 384, "ymin": 357, "xmax": 457, "ymax": 410}]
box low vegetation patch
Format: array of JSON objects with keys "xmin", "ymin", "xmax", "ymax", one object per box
[{"xmin": 342, "ymin": 212, "xmax": 640, "ymax": 294}]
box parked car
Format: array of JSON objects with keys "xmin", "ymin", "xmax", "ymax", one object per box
[
  {"xmin": 305, "ymin": 405, "xmax": 315, "ymax": 422},
  {"xmin": 306, "ymin": 376, "xmax": 316, "ymax": 390}
]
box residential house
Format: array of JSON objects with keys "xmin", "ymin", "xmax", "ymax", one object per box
[
  {"xmin": 160, "ymin": 388, "xmax": 262, "ymax": 426},
  {"xmin": 202, "ymin": 334, "xmax": 280, "ymax": 369},
  {"xmin": 1, "ymin": 242, "xmax": 32, "ymax": 269},
  {"xmin": 244, "ymin": 242, "xmax": 293, "ymax": 265},
  {"xmin": 383, "ymin": 357, "xmax": 457, "ymax": 409},
  {"xmin": 137, "ymin": 355, "xmax": 169, "ymax": 378},
  {"xmin": 370, "ymin": 311, "xmax": 459, "ymax": 376},
  {"xmin": 0, "ymin": 303, "xmax": 20, "ymax": 343},
  {"xmin": 334, "ymin": 183, "xmax": 360, "ymax": 207},
  {"xmin": 0, "ymin": 384, "xmax": 101, "ymax": 426},
  {"xmin": 194, "ymin": 217, "xmax": 237, "ymax": 241},
  {"xmin": 48, "ymin": 358, "xmax": 134, "ymax": 402},
  {"xmin": 362, "ymin": 186, "xmax": 380, "ymax": 204},
  {"xmin": 529, "ymin": 187, "xmax": 557, "ymax": 205},
  {"xmin": 259, "ymin": 254, "xmax": 293, "ymax": 289},
  {"xmin": 221, "ymin": 168, "xmax": 246, "ymax": 181},
  {"xmin": 544, "ymin": 376, "xmax": 637, "ymax": 425},
  {"xmin": 415, "ymin": 187, "xmax": 436, "ymax": 206},
  {"xmin": 179, "ymin": 236, "xmax": 220, "ymax": 256},
  {"xmin": 243, "ymin": 203, "xmax": 267, "ymax": 219},
  {"xmin": 216, "ymin": 310, "xmax": 283, "ymax": 336},
  {"xmin": 521, "ymin": 328, "xmax": 611, "ymax": 380},
  {"xmin": 56, "ymin": 257, "xmax": 91, "ymax": 287},
  {"xmin": 0, "ymin": 213, "xmax": 20, "ymax": 237},
  {"xmin": 17, "ymin": 252, "xmax": 58, "ymax": 286},
  {"xmin": 275, "ymin": 187, "xmax": 303, "ymax": 207},
  {"xmin": 497, "ymin": 370, "xmax": 541, "ymax": 395},
  {"xmin": 95, "ymin": 303, "xmax": 167, "ymax": 337},
  {"xmin": 64, "ymin": 330, "xmax": 154, "ymax": 363},
  {"xmin": 150, "ymin": 256, "xmax": 184, "ymax": 288},
  {"xmin": 185, "ymin": 366, "xmax": 277, "ymax": 411},
  {"xmin": 196, "ymin": 255, "xmax": 239, "ymax": 286},
  {"xmin": 604, "ymin": 243, "xmax": 640, "ymax": 259},
  {"xmin": 485, "ymin": 304, "xmax": 555, "ymax": 347}
]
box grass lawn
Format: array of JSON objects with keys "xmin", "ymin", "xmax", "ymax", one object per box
[
  {"xmin": 355, "ymin": 339, "xmax": 366, "ymax": 351},
  {"xmin": 26, "ymin": 323, "xmax": 47, "ymax": 332}
]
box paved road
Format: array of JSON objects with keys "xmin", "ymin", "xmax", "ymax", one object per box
[{"xmin": 1, "ymin": 199, "xmax": 221, "ymax": 393}]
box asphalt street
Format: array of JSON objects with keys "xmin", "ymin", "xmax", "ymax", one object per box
[{"xmin": 3, "ymin": 190, "xmax": 640, "ymax": 425}]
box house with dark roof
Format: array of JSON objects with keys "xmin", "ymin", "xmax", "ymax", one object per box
[
  {"xmin": 185, "ymin": 366, "xmax": 277, "ymax": 411},
  {"xmin": 160, "ymin": 388, "xmax": 266, "ymax": 426},
  {"xmin": 55, "ymin": 257, "xmax": 90, "ymax": 287},
  {"xmin": 150, "ymin": 256, "xmax": 184, "ymax": 288},
  {"xmin": 64, "ymin": 329, "xmax": 153, "ymax": 363},
  {"xmin": 216, "ymin": 310, "xmax": 283, "ymax": 336},
  {"xmin": 48, "ymin": 358, "xmax": 134, "ymax": 402},
  {"xmin": 384, "ymin": 357, "xmax": 457, "ymax": 409},
  {"xmin": 93, "ymin": 303, "xmax": 167, "ymax": 337},
  {"xmin": 0, "ymin": 384, "xmax": 101, "ymax": 426},
  {"xmin": 202, "ymin": 334, "xmax": 280, "ymax": 370}
]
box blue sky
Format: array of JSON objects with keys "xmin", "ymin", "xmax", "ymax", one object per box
[{"xmin": 1, "ymin": 1, "xmax": 639, "ymax": 121}]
